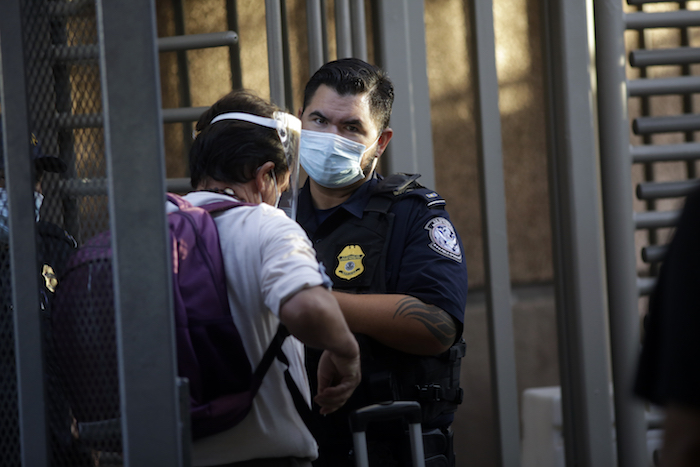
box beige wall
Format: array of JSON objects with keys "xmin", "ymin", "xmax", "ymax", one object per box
[
  {"xmin": 425, "ymin": 0, "xmax": 552, "ymax": 289},
  {"xmin": 156, "ymin": 0, "xmax": 555, "ymax": 289}
]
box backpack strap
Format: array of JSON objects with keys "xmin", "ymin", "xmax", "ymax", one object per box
[
  {"xmin": 167, "ymin": 192, "xmax": 245, "ymax": 214},
  {"xmin": 250, "ymin": 324, "xmax": 321, "ymax": 433},
  {"xmin": 167, "ymin": 192, "xmax": 192, "ymax": 209},
  {"xmin": 258, "ymin": 325, "xmax": 319, "ymax": 433},
  {"xmin": 250, "ymin": 324, "xmax": 290, "ymax": 389}
]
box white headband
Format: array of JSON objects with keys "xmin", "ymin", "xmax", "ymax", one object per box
[{"xmin": 209, "ymin": 112, "xmax": 283, "ymax": 130}]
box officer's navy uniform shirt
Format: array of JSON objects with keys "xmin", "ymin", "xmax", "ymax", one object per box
[{"xmin": 297, "ymin": 174, "xmax": 468, "ymax": 338}]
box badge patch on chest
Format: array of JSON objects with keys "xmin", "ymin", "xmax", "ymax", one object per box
[
  {"xmin": 335, "ymin": 245, "xmax": 365, "ymax": 280},
  {"xmin": 425, "ymin": 217, "xmax": 462, "ymax": 262}
]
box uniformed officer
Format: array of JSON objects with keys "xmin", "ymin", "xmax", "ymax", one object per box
[
  {"xmin": 0, "ymin": 123, "xmax": 87, "ymax": 466},
  {"xmin": 296, "ymin": 58, "xmax": 468, "ymax": 467}
]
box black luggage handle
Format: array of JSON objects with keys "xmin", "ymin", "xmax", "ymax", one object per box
[
  {"xmin": 350, "ymin": 401, "xmax": 426, "ymax": 467},
  {"xmin": 349, "ymin": 401, "xmax": 422, "ymax": 433}
]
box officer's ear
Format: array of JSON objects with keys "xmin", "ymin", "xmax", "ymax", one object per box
[{"xmin": 376, "ymin": 128, "xmax": 393, "ymax": 158}]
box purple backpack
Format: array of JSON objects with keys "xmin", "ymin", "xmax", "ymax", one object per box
[{"xmin": 52, "ymin": 193, "xmax": 290, "ymax": 440}]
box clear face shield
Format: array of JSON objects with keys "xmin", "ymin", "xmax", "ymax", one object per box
[
  {"xmin": 271, "ymin": 111, "xmax": 301, "ymax": 220},
  {"xmin": 209, "ymin": 111, "xmax": 301, "ymax": 219}
]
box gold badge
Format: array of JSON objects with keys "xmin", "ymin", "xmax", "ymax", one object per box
[
  {"xmin": 335, "ymin": 245, "xmax": 365, "ymax": 280},
  {"xmin": 42, "ymin": 264, "xmax": 58, "ymax": 293}
]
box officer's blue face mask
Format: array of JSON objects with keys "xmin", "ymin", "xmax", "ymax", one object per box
[
  {"xmin": 299, "ymin": 130, "xmax": 379, "ymax": 189},
  {"xmin": 0, "ymin": 188, "xmax": 43, "ymax": 243}
]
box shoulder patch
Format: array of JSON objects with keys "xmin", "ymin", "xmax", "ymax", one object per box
[{"xmin": 425, "ymin": 217, "xmax": 462, "ymax": 262}]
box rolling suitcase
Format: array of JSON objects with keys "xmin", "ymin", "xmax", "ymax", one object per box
[{"xmin": 349, "ymin": 401, "xmax": 426, "ymax": 467}]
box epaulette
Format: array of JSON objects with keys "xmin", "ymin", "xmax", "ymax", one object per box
[
  {"xmin": 37, "ymin": 221, "xmax": 78, "ymax": 248},
  {"xmin": 374, "ymin": 173, "xmax": 423, "ymax": 196},
  {"xmin": 371, "ymin": 173, "xmax": 447, "ymax": 210}
]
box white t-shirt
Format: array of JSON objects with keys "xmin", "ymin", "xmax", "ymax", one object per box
[{"xmin": 168, "ymin": 192, "xmax": 325, "ymax": 466}]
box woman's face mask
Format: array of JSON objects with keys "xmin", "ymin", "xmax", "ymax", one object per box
[
  {"xmin": 299, "ymin": 130, "xmax": 379, "ymax": 188},
  {"xmin": 0, "ymin": 188, "xmax": 43, "ymax": 243}
]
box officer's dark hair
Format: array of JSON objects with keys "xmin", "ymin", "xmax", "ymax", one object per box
[
  {"xmin": 302, "ymin": 58, "xmax": 394, "ymax": 132},
  {"xmin": 189, "ymin": 90, "xmax": 286, "ymax": 189}
]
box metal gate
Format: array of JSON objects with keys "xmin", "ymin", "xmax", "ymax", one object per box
[{"xmin": 0, "ymin": 1, "xmax": 441, "ymax": 466}]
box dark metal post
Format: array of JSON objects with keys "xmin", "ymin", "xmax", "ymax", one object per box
[
  {"xmin": 469, "ymin": 1, "xmax": 521, "ymax": 465},
  {"xmin": 0, "ymin": 1, "xmax": 49, "ymax": 465},
  {"xmin": 541, "ymin": 0, "xmax": 617, "ymax": 465},
  {"xmin": 226, "ymin": 0, "xmax": 244, "ymax": 89},
  {"xmin": 173, "ymin": 0, "xmax": 194, "ymax": 162},
  {"xmin": 374, "ymin": 0, "xmax": 435, "ymax": 188},
  {"xmin": 95, "ymin": 0, "xmax": 182, "ymax": 464},
  {"xmin": 265, "ymin": 0, "xmax": 286, "ymax": 108},
  {"xmin": 335, "ymin": 0, "xmax": 352, "ymax": 58},
  {"xmin": 306, "ymin": 0, "xmax": 325, "ymax": 75},
  {"xmin": 350, "ymin": 0, "xmax": 368, "ymax": 61},
  {"xmin": 594, "ymin": 1, "xmax": 648, "ymax": 466}
]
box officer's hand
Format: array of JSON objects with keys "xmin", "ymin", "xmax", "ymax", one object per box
[{"xmin": 314, "ymin": 350, "xmax": 361, "ymax": 415}]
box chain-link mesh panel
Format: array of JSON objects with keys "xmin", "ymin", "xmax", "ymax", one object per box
[
  {"xmin": 2, "ymin": 1, "xmax": 124, "ymax": 466},
  {"xmin": 0, "ymin": 230, "xmax": 19, "ymax": 465}
]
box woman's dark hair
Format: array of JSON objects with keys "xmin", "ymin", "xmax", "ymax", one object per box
[{"xmin": 189, "ymin": 90, "xmax": 286, "ymax": 189}]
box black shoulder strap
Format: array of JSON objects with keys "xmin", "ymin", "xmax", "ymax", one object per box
[
  {"xmin": 250, "ymin": 324, "xmax": 290, "ymax": 388},
  {"xmin": 365, "ymin": 173, "xmax": 424, "ymax": 214},
  {"xmin": 373, "ymin": 173, "xmax": 423, "ymax": 196},
  {"xmin": 251, "ymin": 324, "xmax": 321, "ymax": 434}
]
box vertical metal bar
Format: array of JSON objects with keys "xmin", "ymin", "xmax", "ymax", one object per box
[
  {"xmin": 469, "ymin": 1, "xmax": 521, "ymax": 466},
  {"xmin": 408, "ymin": 423, "xmax": 426, "ymax": 467},
  {"xmin": 637, "ymin": 20, "xmax": 659, "ymax": 276},
  {"xmin": 49, "ymin": 11, "xmax": 81, "ymax": 241},
  {"xmin": 594, "ymin": 1, "xmax": 648, "ymax": 467},
  {"xmin": 0, "ymin": 2, "xmax": 49, "ymax": 466},
  {"xmin": 541, "ymin": 0, "xmax": 616, "ymax": 465},
  {"xmin": 280, "ymin": 0, "xmax": 295, "ymax": 112},
  {"xmin": 374, "ymin": 0, "xmax": 435, "ymax": 188},
  {"xmin": 306, "ymin": 0, "xmax": 325, "ymax": 75},
  {"xmin": 178, "ymin": 378, "xmax": 192, "ymax": 466},
  {"xmin": 350, "ymin": 0, "xmax": 368, "ymax": 61},
  {"xmin": 95, "ymin": 1, "xmax": 182, "ymax": 465},
  {"xmin": 265, "ymin": 0, "xmax": 286, "ymax": 107},
  {"xmin": 226, "ymin": 0, "xmax": 244, "ymax": 90},
  {"xmin": 679, "ymin": 2, "xmax": 696, "ymax": 180},
  {"xmin": 335, "ymin": 0, "xmax": 352, "ymax": 58},
  {"xmin": 173, "ymin": 0, "xmax": 194, "ymax": 162},
  {"xmin": 320, "ymin": 0, "xmax": 330, "ymax": 65}
]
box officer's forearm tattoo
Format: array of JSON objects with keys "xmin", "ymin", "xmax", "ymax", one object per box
[{"xmin": 394, "ymin": 297, "xmax": 456, "ymax": 347}]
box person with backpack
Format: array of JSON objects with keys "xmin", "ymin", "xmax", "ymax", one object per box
[
  {"xmin": 295, "ymin": 59, "xmax": 468, "ymax": 467},
  {"xmin": 180, "ymin": 90, "xmax": 361, "ymax": 467}
]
